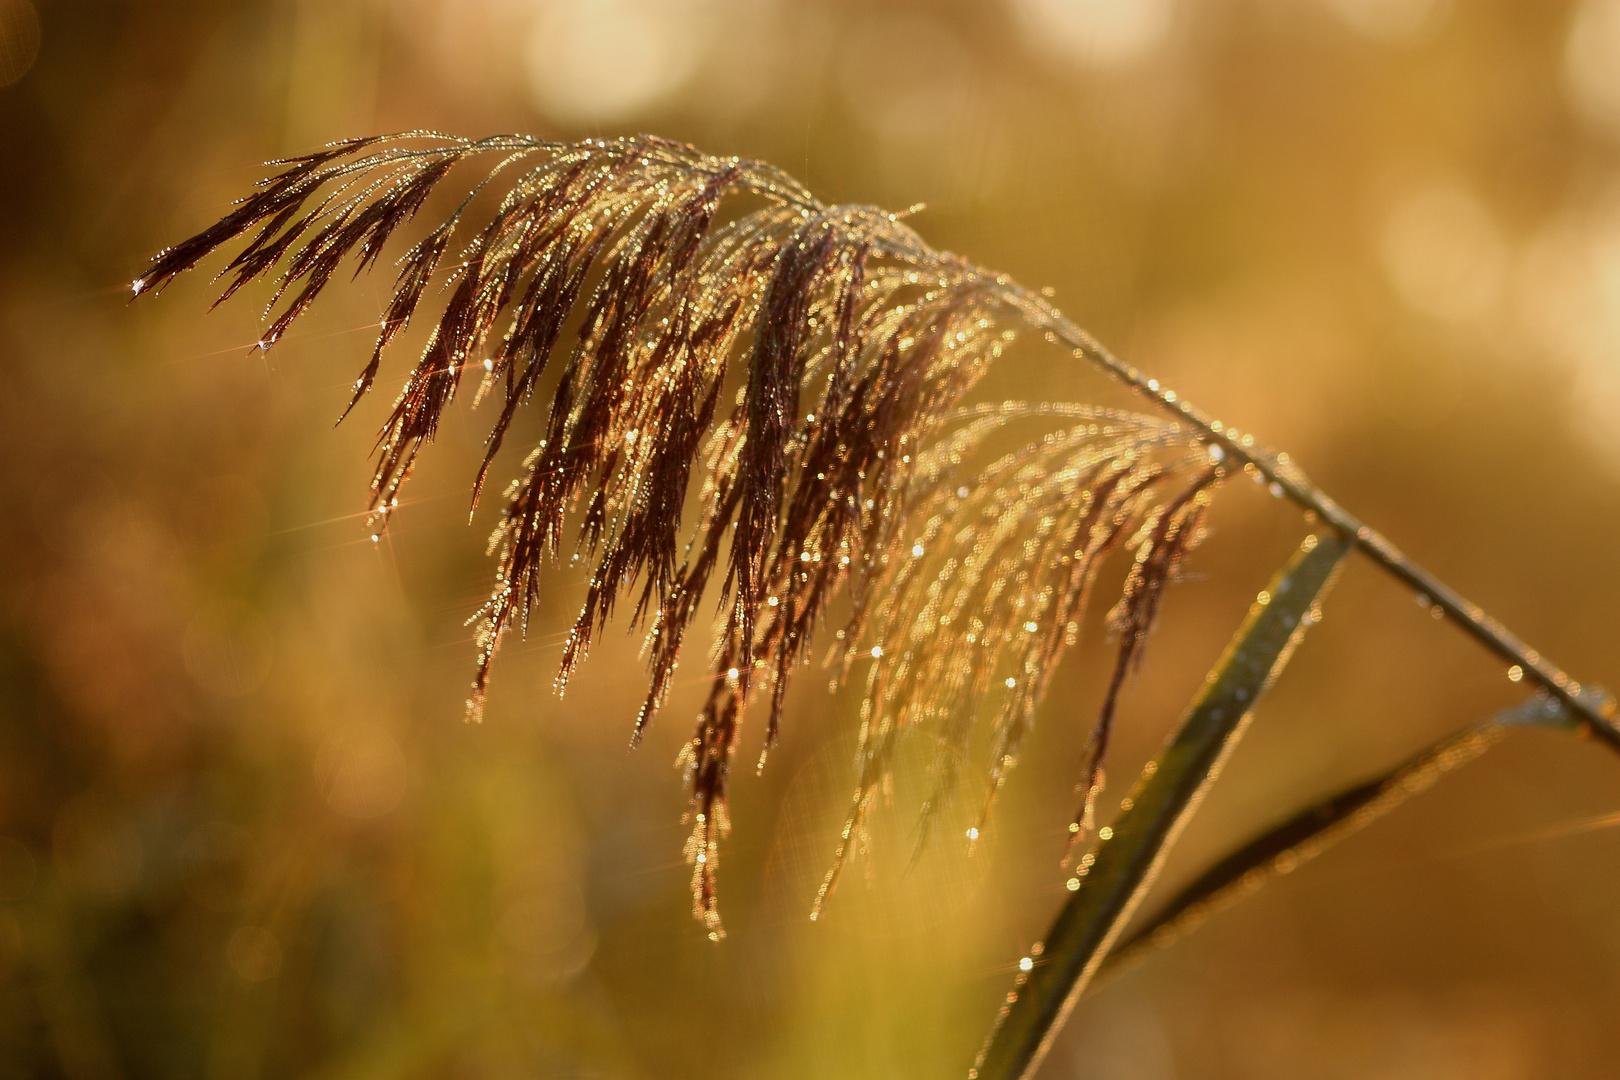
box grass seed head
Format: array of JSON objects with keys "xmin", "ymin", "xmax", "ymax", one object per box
[{"xmin": 141, "ymin": 132, "xmax": 1225, "ymax": 928}]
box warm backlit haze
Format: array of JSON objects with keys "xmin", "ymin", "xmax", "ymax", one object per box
[{"xmin": 2, "ymin": 1, "xmax": 1619, "ymax": 1078}]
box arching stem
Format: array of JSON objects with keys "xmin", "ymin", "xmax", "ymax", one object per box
[{"xmin": 1015, "ymin": 299, "xmax": 1620, "ymax": 749}]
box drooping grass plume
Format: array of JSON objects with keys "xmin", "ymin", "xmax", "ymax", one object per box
[{"xmin": 137, "ymin": 133, "xmax": 1225, "ymax": 934}]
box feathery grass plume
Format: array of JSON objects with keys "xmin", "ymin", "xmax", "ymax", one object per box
[{"xmin": 137, "ymin": 132, "xmax": 1226, "ymax": 934}]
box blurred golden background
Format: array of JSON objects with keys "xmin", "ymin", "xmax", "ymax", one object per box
[{"xmin": 2, "ymin": 0, "xmax": 1619, "ymax": 1077}]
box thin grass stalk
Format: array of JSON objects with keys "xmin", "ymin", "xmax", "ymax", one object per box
[
  {"xmin": 1019, "ymin": 306, "xmax": 1620, "ymax": 746},
  {"xmin": 1091, "ymin": 688, "xmax": 1604, "ymax": 992},
  {"xmin": 970, "ymin": 531, "xmax": 1352, "ymax": 1080}
]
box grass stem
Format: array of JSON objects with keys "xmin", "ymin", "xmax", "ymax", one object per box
[{"xmin": 1018, "ymin": 302, "xmax": 1620, "ymax": 748}]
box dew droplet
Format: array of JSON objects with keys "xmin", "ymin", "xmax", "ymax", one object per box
[
  {"xmin": 1066, "ymin": 877, "xmax": 1081, "ymax": 891},
  {"xmin": 870, "ymin": 645, "xmax": 883, "ymax": 659},
  {"xmin": 1268, "ymin": 482, "xmax": 1284, "ymax": 498},
  {"xmin": 911, "ymin": 543, "xmax": 925, "ymax": 558},
  {"xmin": 966, "ymin": 827, "xmax": 980, "ymax": 841},
  {"xmin": 1507, "ymin": 665, "xmax": 1524, "ymax": 683},
  {"xmin": 1019, "ymin": 956, "xmax": 1034, "ymax": 972}
]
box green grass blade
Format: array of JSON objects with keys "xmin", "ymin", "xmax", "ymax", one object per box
[
  {"xmin": 970, "ymin": 531, "xmax": 1352, "ymax": 1080},
  {"xmin": 1092, "ymin": 690, "xmax": 1600, "ymax": 990}
]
